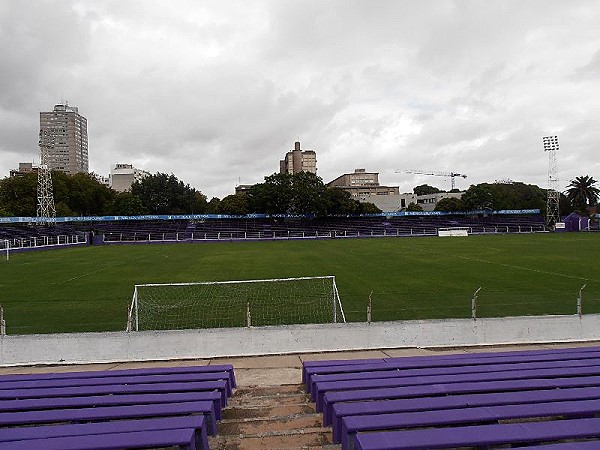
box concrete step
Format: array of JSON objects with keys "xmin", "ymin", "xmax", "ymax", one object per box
[
  {"xmin": 219, "ymin": 413, "xmax": 323, "ymax": 435},
  {"xmin": 209, "ymin": 428, "xmax": 335, "ymax": 450},
  {"xmin": 212, "ymin": 383, "xmax": 339, "ymax": 450},
  {"xmin": 222, "ymin": 403, "xmax": 317, "ymax": 420}
]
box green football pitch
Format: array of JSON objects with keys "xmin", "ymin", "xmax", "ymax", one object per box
[{"xmin": 1, "ymin": 233, "xmax": 598, "ymax": 335}]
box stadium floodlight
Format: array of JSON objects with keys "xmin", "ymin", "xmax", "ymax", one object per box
[
  {"xmin": 542, "ymin": 135, "xmax": 560, "ymax": 229},
  {"xmin": 126, "ymin": 276, "xmax": 346, "ymax": 332}
]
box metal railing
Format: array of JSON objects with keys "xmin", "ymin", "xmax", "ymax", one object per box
[
  {"xmin": 102, "ymin": 225, "xmax": 547, "ymax": 244},
  {"xmin": 0, "ymin": 234, "xmax": 87, "ymax": 254}
]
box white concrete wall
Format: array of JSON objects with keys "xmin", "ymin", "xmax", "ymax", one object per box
[{"xmin": 2, "ymin": 314, "xmax": 599, "ymax": 366}]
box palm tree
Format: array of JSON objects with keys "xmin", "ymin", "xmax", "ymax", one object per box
[{"xmin": 565, "ymin": 175, "xmax": 600, "ymax": 214}]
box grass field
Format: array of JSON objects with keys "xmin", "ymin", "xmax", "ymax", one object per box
[{"xmin": 1, "ymin": 233, "xmax": 599, "ymax": 335}]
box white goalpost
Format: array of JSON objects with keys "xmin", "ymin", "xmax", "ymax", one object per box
[
  {"xmin": 126, "ymin": 275, "xmax": 346, "ymax": 331},
  {"xmin": 2, "ymin": 240, "xmax": 8, "ymax": 261}
]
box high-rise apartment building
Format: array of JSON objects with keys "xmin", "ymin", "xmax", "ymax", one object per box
[
  {"xmin": 279, "ymin": 141, "xmax": 317, "ymax": 175},
  {"xmin": 39, "ymin": 103, "xmax": 89, "ymax": 175}
]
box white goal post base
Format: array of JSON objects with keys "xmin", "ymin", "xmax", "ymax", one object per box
[
  {"xmin": 127, "ymin": 275, "xmax": 346, "ymax": 332},
  {"xmin": 438, "ymin": 227, "xmax": 469, "ymax": 237}
]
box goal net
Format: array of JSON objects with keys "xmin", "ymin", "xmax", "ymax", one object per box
[{"xmin": 126, "ymin": 276, "xmax": 346, "ymax": 331}]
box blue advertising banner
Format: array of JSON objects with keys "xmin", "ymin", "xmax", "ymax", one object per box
[{"xmin": 0, "ymin": 209, "xmax": 541, "ymax": 224}]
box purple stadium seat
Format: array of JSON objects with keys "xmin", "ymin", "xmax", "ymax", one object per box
[
  {"xmin": 0, "ymin": 379, "xmax": 229, "ymax": 406},
  {"xmin": 302, "ymin": 359, "xmax": 387, "ymax": 383},
  {"xmin": 1, "ymin": 416, "xmax": 209, "ymax": 450},
  {"xmin": 341, "ymin": 398, "xmax": 600, "ymax": 449},
  {"xmin": 352, "ymin": 417, "xmax": 600, "ymax": 450},
  {"xmin": 331, "ymin": 385, "xmax": 600, "ymax": 442},
  {"xmin": 314, "ymin": 364, "xmax": 600, "ymax": 411},
  {"xmin": 0, "ymin": 400, "xmax": 218, "ymax": 435},
  {"xmin": 4, "ymin": 428, "xmax": 197, "ymax": 450},
  {"xmin": 0, "ymin": 371, "xmax": 233, "ymax": 394},
  {"xmin": 309, "ymin": 356, "xmax": 600, "ymax": 397},
  {"xmin": 511, "ymin": 442, "xmax": 600, "ymax": 449},
  {"xmin": 0, "ymin": 364, "xmax": 236, "ymax": 388},
  {"xmin": 322, "ymin": 375, "xmax": 600, "ymax": 425},
  {"xmin": 304, "ymin": 348, "xmax": 600, "ymax": 390},
  {"xmin": 0, "ymin": 390, "xmax": 223, "ymax": 420}
]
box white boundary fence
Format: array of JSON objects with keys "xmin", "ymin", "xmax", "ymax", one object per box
[
  {"xmin": 2, "ymin": 314, "xmax": 599, "ymax": 366},
  {"xmin": 102, "ymin": 224, "xmax": 547, "ymax": 244},
  {"xmin": 0, "ymin": 234, "xmax": 87, "ymax": 254}
]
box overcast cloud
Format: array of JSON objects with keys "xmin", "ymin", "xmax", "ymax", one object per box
[{"xmin": 1, "ymin": 0, "xmax": 599, "ymax": 199}]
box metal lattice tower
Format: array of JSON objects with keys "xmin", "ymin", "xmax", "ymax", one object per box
[
  {"xmin": 542, "ymin": 135, "xmax": 560, "ymax": 229},
  {"xmin": 37, "ymin": 131, "xmax": 56, "ymax": 224}
]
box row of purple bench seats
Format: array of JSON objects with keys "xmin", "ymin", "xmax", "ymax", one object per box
[
  {"xmin": 302, "ymin": 344, "xmax": 600, "ymax": 385},
  {"xmin": 354, "ymin": 417, "xmax": 600, "ymax": 450},
  {"xmin": 303, "ymin": 346, "xmax": 600, "ymax": 449},
  {"xmin": 0, "ymin": 363, "xmax": 236, "ymax": 450},
  {"xmin": 315, "ymin": 362, "xmax": 600, "ymax": 412},
  {"xmin": 309, "ymin": 355, "xmax": 600, "ymax": 400}
]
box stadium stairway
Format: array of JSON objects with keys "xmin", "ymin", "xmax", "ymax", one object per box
[{"xmin": 209, "ymin": 384, "xmax": 339, "ymax": 449}]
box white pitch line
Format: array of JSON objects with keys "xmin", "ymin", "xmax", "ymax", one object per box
[
  {"xmin": 413, "ymin": 247, "xmax": 593, "ymax": 282},
  {"xmin": 453, "ymin": 254, "xmax": 592, "ymax": 282},
  {"xmin": 52, "ymin": 255, "xmax": 147, "ymax": 285}
]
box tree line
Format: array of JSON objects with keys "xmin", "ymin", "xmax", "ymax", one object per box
[
  {"xmin": 431, "ymin": 176, "xmax": 599, "ymax": 216},
  {"xmin": 0, "ymin": 170, "xmax": 597, "ymax": 217},
  {"xmin": 0, "ymin": 171, "xmax": 380, "ymax": 217}
]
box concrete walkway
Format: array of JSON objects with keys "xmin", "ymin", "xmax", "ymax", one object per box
[{"xmin": 3, "ymin": 342, "xmax": 599, "ymax": 385}]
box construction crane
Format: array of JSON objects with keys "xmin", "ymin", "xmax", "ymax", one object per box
[{"xmin": 395, "ymin": 169, "xmax": 467, "ymax": 191}]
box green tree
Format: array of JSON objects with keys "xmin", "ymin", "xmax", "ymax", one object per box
[
  {"xmin": 290, "ymin": 171, "xmax": 328, "ymax": 215},
  {"xmin": 358, "ymin": 201, "xmax": 382, "ymax": 214},
  {"xmin": 247, "ymin": 173, "xmax": 293, "ymax": 214},
  {"xmin": 434, "ymin": 197, "xmax": 464, "ymax": 212},
  {"xmin": 111, "ymin": 192, "xmax": 145, "ymax": 215},
  {"xmin": 67, "ymin": 173, "xmax": 116, "ymax": 216},
  {"xmin": 566, "ymin": 175, "xmax": 599, "ymax": 214},
  {"xmin": 406, "ymin": 202, "xmax": 423, "ymax": 212},
  {"xmin": 462, "ymin": 184, "xmax": 494, "ymax": 210},
  {"xmin": 206, "ymin": 197, "xmax": 221, "ymax": 214},
  {"xmin": 0, "ymin": 173, "xmax": 37, "ymax": 216},
  {"xmin": 220, "ymin": 194, "xmax": 249, "ymax": 215},
  {"xmin": 131, "ymin": 173, "xmax": 207, "ymax": 214},
  {"xmin": 326, "ymin": 187, "xmax": 359, "ymax": 215},
  {"xmin": 488, "ymin": 182, "xmax": 545, "ymax": 211},
  {"xmin": 413, "ymin": 184, "xmax": 442, "ymax": 195}
]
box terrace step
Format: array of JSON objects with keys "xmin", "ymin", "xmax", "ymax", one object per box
[{"xmin": 210, "ymin": 384, "xmax": 338, "ymax": 450}]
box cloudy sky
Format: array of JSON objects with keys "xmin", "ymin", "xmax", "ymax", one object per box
[{"xmin": 1, "ymin": 0, "xmax": 599, "ymax": 199}]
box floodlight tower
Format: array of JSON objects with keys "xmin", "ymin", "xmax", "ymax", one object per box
[
  {"xmin": 37, "ymin": 131, "xmax": 56, "ymax": 224},
  {"xmin": 542, "ymin": 135, "xmax": 560, "ymax": 229}
]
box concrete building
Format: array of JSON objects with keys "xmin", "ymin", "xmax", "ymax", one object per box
[
  {"xmin": 109, "ymin": 164, "xmax": 150, "ymax": 192},
  {"xmin": 39, "ymin": 103, "xmax": 88, "ymax": 175},
  {"xmin": 280, "ymin": 141, "xmax": 317, "ymax": 175},
  {"xmin": 327, "ymin": 169, "xmax": 403, "ymax": 211},
  {"xmin": 326, "ymin": 169, "xmax": 466, "ymax": 212},
  {"xmin": 328, "ymin": 169, "xmax": 398, "ymax": 196},
  {"xmin": 93, "ymin": 173, "xmax": 110, "ymax": 187},
  {"xmin": 10, "ymin": 162, "xmax": 39, "ymax": 177},
  {"xmin": 416, "ymin": 192, "xmax": 463, "ymax": 212},
  {"xmin": 234, "ymin": 184, "xmax": 253, "ymax": 195}
]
